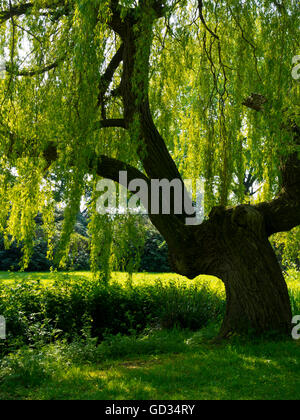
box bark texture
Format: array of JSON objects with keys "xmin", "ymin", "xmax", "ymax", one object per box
[
  {"xmin": 59, "ymin": 1, "xmax": 300, "ymax": 337},
  {"xmin": 169, "ymin": 205, "xmax": 292, "ymax": 338}
]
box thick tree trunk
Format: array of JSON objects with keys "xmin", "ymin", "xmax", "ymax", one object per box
[
  {"xmin": 169, "ymin": 205, "xmax": 292, "ymax": 338},
  {"xmin": 106, "ymin": 2, "xmax": 296, "ymax": 340},
  {"xmin": 217, "ymin": 242, "xmax": 292, "ymax": 338}
]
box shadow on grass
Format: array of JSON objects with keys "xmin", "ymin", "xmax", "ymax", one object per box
[{"xmin": 1, "ymin": 329, "xmax": 299, "ymax": 400}]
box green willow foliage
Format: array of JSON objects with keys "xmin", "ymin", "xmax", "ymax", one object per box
[
  {"xmin": 150, "ymin": 0, "xmax": 299, "ymax": 207},
  {"xmin": 0, "ymin": 0, "xmax": 299, "ymax": 273}
]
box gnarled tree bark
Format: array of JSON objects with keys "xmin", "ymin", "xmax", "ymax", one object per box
[{"xmin": 103, "ymin": 2, "xmax": 297, "ymax": 338}]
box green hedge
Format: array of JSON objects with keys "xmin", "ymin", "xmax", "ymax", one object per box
[{"xmin": 0, "ymin": 275, "xmax": 225, "ymax": 355}]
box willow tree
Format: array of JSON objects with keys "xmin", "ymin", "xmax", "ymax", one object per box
[{"xmin": 0, "ymin": 0, "xmax": 299, "ymax": 338}]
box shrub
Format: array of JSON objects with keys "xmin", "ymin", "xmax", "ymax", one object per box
[
  {"xmin": 0, "ymin": 271, "xmax": 298, "ymax": 357},
  {"xmin": 0, "ymin": 274, "xmax": 225, "ymax": 355}
]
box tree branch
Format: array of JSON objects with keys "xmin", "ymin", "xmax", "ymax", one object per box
[
  {"xmin": 96, "ymin": 119, "xmax": 126, "ymax": 129},
  {"xmin": 0, "ymin": 2, "xmax": 32, "ymax": 23},
  {"xmin": 107, "ymin": 0, "xmax": 136, "ymax": 37},
  {"xmin": 147, "ymin": 0, "xmax": 167, "ymax": 18},
  {"xmin": 102, "ymin": 1, "xmax": 194, "ymax": 226},
  {"xmin": 97, "ymin": 44, "xmax": 124, "ymax": 115},
  {"xmin": 243, "ymin": 98, "xmax": 300, "ymax": 235},
  {"xmin": 256, "ymin": 122, "xmax": 300, "ymax": 236},
  {"xmin": 93, "ymin": 154, "xmax": 186, "ymax": 244},
  {"xmin": 95, "ymin": 154, "xmax": 149, "ymax": 186},
  {"xmin": 198, "ymin": 0, "xmax": 219, "ymax": 40},
  {"xmin": 5, "ymin": 59, "xmax": 60, "ymax": 77},
  {"xmin": 0, "ymin": 1, "xmax": 67, "ymax": 24},
  {"xmin": 43, "ymin": 137, "xmax": 186, "ymax": 242}
]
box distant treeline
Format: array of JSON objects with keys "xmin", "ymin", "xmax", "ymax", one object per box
[
  {"xmin": 0, "ymin": 208, "xmax": 298, "ymax": 273},
  {"xmin": 0, "ymin": 211, "xmax": 171, "ymax": 273}
]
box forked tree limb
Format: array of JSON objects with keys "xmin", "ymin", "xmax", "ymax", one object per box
[
  {"xmin": 256, "ymin": 124, "xmax": 300, "ymax": 236},
  {"xmin": 243, "ymin": 95, "xmax": 300, "ymax": 235},
  {"xmin": 5, "ymin": 60, "xmax": 60, "ymax": 77},
  {"xmin": 198, "ymin": 0, "xmax": 219, "ymax": 40},
  {"xmin": 44, "ymin": 142, "xmax": 185, "ymax": 243},
  {"xmin": 92, "ymin": 152, "xmax": 187, "ymax": 245},
  {"xmin": 97, "ymin": 44, "xmax": 124, "ymax": 116},
  {"xmin": 0, "ymin": 1, "xmax": 68, "ymax": 23}
]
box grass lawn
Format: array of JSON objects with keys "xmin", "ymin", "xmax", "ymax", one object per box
[
  {"xmin": 0, "ymin": 271, "xmax": 222, "ymax": 289},
  {"xmin": 0, "ymin": 271, "xmax": 299, "ymax": 400},
  {"xmin": 1, "ymin": 329, "xmax": 300, "ymax": 400}
]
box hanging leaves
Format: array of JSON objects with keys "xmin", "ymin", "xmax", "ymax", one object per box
[{"xmin": 0, "ymin": 0, "xmax": 298, "ymax": 272}]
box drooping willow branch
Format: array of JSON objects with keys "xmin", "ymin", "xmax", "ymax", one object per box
[
  {"xmin": 1, "ymin": 0, "xmax": 16, "ymax": 107},
  {"xmin": 97, "ymin": 44, "xmax": 124, "ymax": 119},
  {"xmin": 243, "ymin": 94, "xmax": 300, "ymax": 235},
  {"xmin": 95, "ymin": 119, "xmax": 126, "ymax": 129},
  {"xmin": 197, "ymin": 0, "xmax": 219, "ymax": 40},
  {"xmin": 0, "ymin": 1, "xmax": 69, "ymax": 23},
  {"xmin": 228, "ymin": 5, "xmax": 262, "ymax": 83},
  {"xmin": 5, "ymin": 59, "xmax": 60, "ymax": 77}
]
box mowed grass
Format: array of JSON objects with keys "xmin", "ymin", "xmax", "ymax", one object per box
[
  {"xmin": 0, "ymin": 270, "xmax": 300, "ymax": 400},
  {"xmin": 1, "ymin": 329, "xmax": 300, "ymax": 400},
  {"xmin": 0, "ymin": 269, "xmax": 298, "ymax": 292},
  {"xmin": 0, "ymin": 271, "xmax": 223, "ymax": 291}
]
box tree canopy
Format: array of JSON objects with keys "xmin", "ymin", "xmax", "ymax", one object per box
[{"xmin": 0, "ymin": 0, "xmax": 299, "ymax": 275}]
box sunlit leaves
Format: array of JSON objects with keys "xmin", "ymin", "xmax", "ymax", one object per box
[
  {"xmin": 0, "ymin": 0, "xmax": 299, "ymax": 271},
  {"xmin": 150, "ymin": 0, "xmax": 299, "ymax": 209}
]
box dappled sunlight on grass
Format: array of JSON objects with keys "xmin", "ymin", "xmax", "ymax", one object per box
[
  {"xmin": 0, "ymin": 270, "xmax": 299, "ymax": 400},
  {"xmin": 0, "ymin": 270, "xmax": 221, "ymax": 284},
  {"xmin": 1, "ymin": 329, "xmax": 300, "ymax": 400},
  {"xmin": 0, "ymin": 271, "xmax": 225, "ymax": 299},
  {"xmin": 2, "ymin": 270, "xmax": 298, "ymax": 303},
  {"xmin": 2, "ymin": 269, "xmax": 297, "ymax": 300}
]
